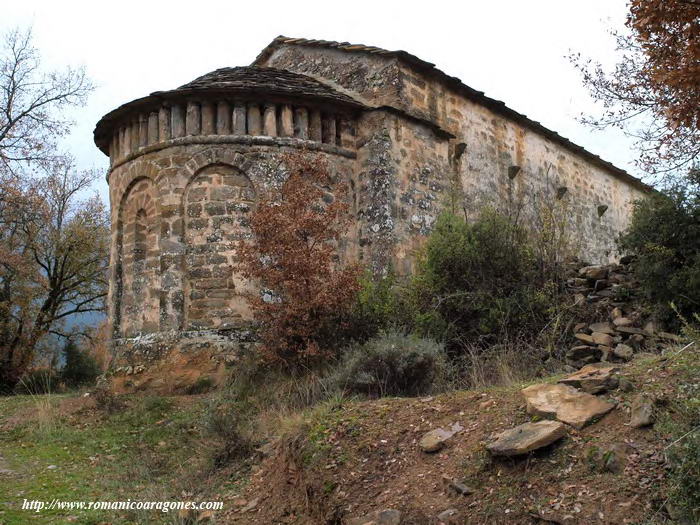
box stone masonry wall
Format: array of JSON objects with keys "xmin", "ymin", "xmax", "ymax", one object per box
[
  {"xmin": 260, "ymin": 45, "xmax": 648, "ymax": 264},
  {"xmin": 107, "ymin": 142, "xmax": 356, "ymax": 350},
  {"xmin": 354, "ymin": 110, "xmax": 451, "ymax": 276},
  {"xmin": 397, "ymin": 64, "xmax": 647, "ymax": 262}
]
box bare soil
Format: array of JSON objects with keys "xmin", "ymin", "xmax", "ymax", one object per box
[{"xmin": 222, "ymin": 354, "xmax": 684, "ymax": 524}]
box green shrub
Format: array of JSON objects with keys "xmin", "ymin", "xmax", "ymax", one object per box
[
  {"xmin": 61, "ymin": 341, "xmax": 101, "ymax": 388},
  {"xmin": 344, "ymin": 270, "xmax": 403, "ymax": 342},
  {"xmin": 667, "ymin": 430, "xmax": 700, "ymax": 522},
  {"xmin": 331, "ymin": 330, "xmax": 446, "ymax": 397},
  {"xmin": 406, "ymin": 209, "xmax": 560, "ymax": 351},
  {"xmin": 619, "ymin": 188, "xmax": 700, "ymax": 326},
  {"xmin": 142, "ymin": 395, "xmax": 173, "ymax": 414}
]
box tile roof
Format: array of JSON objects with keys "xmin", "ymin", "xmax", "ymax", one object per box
[{"xmin": 168, "ymin": 66, "xmax": 363, "ymax": 107}]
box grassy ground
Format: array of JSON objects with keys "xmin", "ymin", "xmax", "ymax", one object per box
[
  {"xmin": 1, "ymin": 343, "xmax": 698, "ymax": 524},
  {"xmin": 0, "ymin": 393, "xmax": 215, "ymax": 524}
]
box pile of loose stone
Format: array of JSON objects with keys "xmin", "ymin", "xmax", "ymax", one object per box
[
  {"xmin": 566, "ymin": 256, "xmax": 638, "ymax": 306},
  {"xmin": 564, "ymin": 258, "xmax": 679, "ymax": 369},
  {"xmin": 487, "ymin": 362, "xmax": 654, "ymax": 455}
]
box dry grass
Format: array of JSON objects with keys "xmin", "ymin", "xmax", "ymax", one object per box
[
  {"xmin": 17, "ymin": 374, "xmax": 60, "ymax": 435},
  {"xmin": 441, "ymin": 340, "xmax": 561, "ymax": 392}
]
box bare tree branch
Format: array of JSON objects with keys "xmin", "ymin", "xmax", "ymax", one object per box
[{"xmin": 0, "ymin": 27, "xmax": 93, "ymax": 176}]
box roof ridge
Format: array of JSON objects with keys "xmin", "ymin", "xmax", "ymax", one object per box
[{"xmin": 253, "ymin": 36, "xmax": 651, "ymax": 191}]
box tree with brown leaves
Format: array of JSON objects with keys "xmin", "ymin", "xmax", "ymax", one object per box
[
  {"xmin": 0, "ymin": 161, "xmax": 109, "ymax": 392},
  {"xmin": 571, "ymin": 0, "xmax": 699, "ymax": 180},
  {"xmin": 0, "ymin": 26, "xmax": 101, "ymax": 392},
  {"xmin": 235, "ymin": 152, "xmax": 361, "ymax": 365}
]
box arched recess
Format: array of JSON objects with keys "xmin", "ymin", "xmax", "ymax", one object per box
[
  {"xmin": 183, "ymin": 163, "xmax": 256, "ymax": 330},
  {"xmin": 115, "ymin": 177, "xmax": 160, "ymax": 337}
]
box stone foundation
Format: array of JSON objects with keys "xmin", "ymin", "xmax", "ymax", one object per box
[{"xmin": 108, "ymin": 328, "xmax": 255, "ymax": 393}]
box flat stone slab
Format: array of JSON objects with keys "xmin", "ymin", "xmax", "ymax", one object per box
[
  {"xmin": 522, "ymin": 383, "xmax": 615, "ymax": 429},
  {"xmin": 590, "ymin": 322, "xmax": 615, "ymax": 334},
  {"xmin": 613, "ymin": 317, "xmax": 633, "ymax": 327},
  {"xmin": 616, "ymin": 326, "xmax": 648, "ymax": 336},
  {"xmin": 591, "ymin": 331, "xmax": 614, "ymax": 346},
  {"xmin": 574, "ymin": 333, "xmax": 595, "ymax": 345},
  {"xmin": 579, "ymin": 265, "xmax": 608, "ymax": 280},
  {"xmin": 558, "ymin": 364, "xmax": 620, "ymax": 394},
  {"xmin": 614, "ymin": 344, "xmax": 634, "ymax": 361},
  {"xmin": 348, "ymin": 509, "xmax": 401, "ymax": 525},
  {"xmin": 486, "ymin": 420, "xmax": 567, "ymax": 456},
  {"xmin": 419, "ymin": 422, "xmax": 463, "ymax": 453}
]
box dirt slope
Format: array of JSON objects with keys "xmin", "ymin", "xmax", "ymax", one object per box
[{"xmin": 223, "ymin": 349, "xmax": 695, "ymax": 525}]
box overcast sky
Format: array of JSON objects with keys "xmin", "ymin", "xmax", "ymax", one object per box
[{"xmin": 3, "ymin": 0, "xmax": 638, "ymax": 202}]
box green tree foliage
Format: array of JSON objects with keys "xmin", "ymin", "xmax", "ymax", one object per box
[
  {"xmin": 347, "ymin": 270, "xmax": 401, "ymax": 343},
  {"xmin": 60, "ymin": 340, "xmax": 101, "ymax": 389},
  {"xmin": 620, "ymin": 188, "xmax": 700, "ymax": 324}
]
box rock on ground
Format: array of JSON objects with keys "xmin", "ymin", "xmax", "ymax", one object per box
[
  {"xmin": 522, "ymin": 383, "xmax": 615, "ymax": 429},
  {"xmin": 347, "ymin": 509, "xmax": 401, "ymax": 525},
  {"xmin": 574, "ymin": 333, "xmax": 595, "ymax": 345},
  {"xmin": 558, "ymin": 364, "xmax": 620, "ymax": 394},
  {"xmin": 587, "ymin": 442, "xmax": 631, "ymax": 473},
  {"xmin": 419, "ymin": 423, "xmax": 463, "ymax": 453},
  {"xmin": 630, "ymin": 394, "xmax": 654, "ymax": 428},
  {"xmin": 590, "ymin": 321, "xmax": 615, "ymax": 334},
  {"xmin": 486, "ymin": 420, "xmax": 567, "ymax": 456},
  {"xmin": 441, "ymin": 475, "xmax": 474, "ymax": 495},
  {"xmin": 591, "ymin": 331, "xmax": 614, "ymax": 346},
  {"xmin": 613, "ymin": 317, "xmax": 633, "ymax": 327},
  {"xmin": 436, "ymin": 508, "xmax": 459, "ymax": 523},
  {"xmin": 614, "ymin": 344, "xmax": 634, "ymax": 361},
  {"xmin": 579, "ymin": 265, "xmax": 608, "ymax": 280}
]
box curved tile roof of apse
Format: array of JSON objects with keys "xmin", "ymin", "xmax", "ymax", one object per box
[
  {"xmin": 93, "ymin": 66, "xmax": 365, "ymax": 154},
  {"xmin": 172, "ymin": 66, "xmax": 363, "ymax": 105},
  {"xmin": 254, "ymin": 36, "xmax": 651, "ymax": 192}
]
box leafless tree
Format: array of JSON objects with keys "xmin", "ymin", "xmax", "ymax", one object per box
[{"xmin": 0, "ymin": 27, "xmax": 93, "ymax": 175}]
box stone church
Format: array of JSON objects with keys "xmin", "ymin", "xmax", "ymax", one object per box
[{"xmin": 94, "ymin": 37, "xmax": 649, "ymax": 389}]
